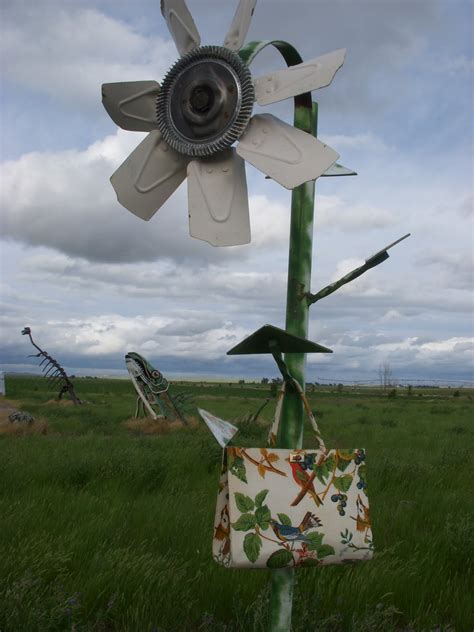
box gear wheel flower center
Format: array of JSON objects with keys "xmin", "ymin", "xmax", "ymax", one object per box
[{"xmin": 157, "ymin": 46, "xmax": 255, "ymax": 158}]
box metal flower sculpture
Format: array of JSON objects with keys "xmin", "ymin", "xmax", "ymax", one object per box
[{"xmin": 101, "ymin": 0, "xmax": 345, "ymax": 246}]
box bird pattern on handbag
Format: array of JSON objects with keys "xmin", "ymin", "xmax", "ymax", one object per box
[
  {"xmin": 270, "ymin": 511, "xmax": 322, "ymax": 543},
  {"xmin": 287, "ymin": 453, "xmax": 323, "ymax": 507}
]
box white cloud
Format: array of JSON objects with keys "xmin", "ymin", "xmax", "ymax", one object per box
[
  {"xmin": 1, "ymin": 129, "xmax": 296, "ymax": 263},
  {"xmin": 432, "ymin": 55, "xmax": 474, "ymax": 76},
  {"xmin": 3, "ymin": 313, "xmax": 249, "ymax": 361},
  {"xmin": 17, "ymin": 249, "xmax": 286, "ymax": 307},
  {"xmin": 322, "ymin": 132, "xmax": 392, "ymax": 153},
  {"xmin": 315, "ymin": 196, "xmax": 396, "ymax": 230},
  {"xmin": 1, "ymin": 5, "xmax": 176, "ymax": 108}
]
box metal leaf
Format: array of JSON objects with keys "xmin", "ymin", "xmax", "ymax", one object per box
[
  {"xmin": 321, "ymin": 162, "xmax": 357, "ymax": 177},
  {"xmin": 198, "ymin": 408, "xmax": 239, "ymax": 447}
]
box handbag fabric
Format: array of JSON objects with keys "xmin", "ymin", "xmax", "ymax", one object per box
[{"xmin": 212, "ymin": 382, "xmax": 374, "ymax": 569}]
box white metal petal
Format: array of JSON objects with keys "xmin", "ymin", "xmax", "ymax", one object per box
[
  {"xmin": 254, "ymin": 49, "xmax": 346, "ymax": 106},
  {"xmin": 223, "ymin": 0, "xmax": 257, "ymax": 51},
  {"xmin": 161, "ymin": 0, "xmax": 201, "ymax": 57},
  {"xmin": 187, "ymin": 149, "xmax": 250, "ymax": 246},
  {"xmin": 111, "ymin": 130, "xmax": 188, "ymax": 221},
  {"xmin": 102, "ymin": 81, "xmax": 160, "ymax": 131},
  {"xmin": 236, "ymin": 114, "xmax": 339, "ymax": 189}
]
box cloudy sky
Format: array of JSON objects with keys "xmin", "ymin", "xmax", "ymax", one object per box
[{"xmin": 1, "ymin": 0, "xmax": 472, "ymax": 384}]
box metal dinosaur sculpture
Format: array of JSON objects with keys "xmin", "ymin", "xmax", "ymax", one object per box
[
  {"xmin": 125, "ymin": 352, "xmax": 193, "ymax": 423},
  {"xmin": 21, "ymin": 327, "xmax": 82, "ymax": 405}
]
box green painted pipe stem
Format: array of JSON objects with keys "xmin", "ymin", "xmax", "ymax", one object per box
[{"xmin": 239, "ymin": 41, "xmax": 319, "ymax": 632}]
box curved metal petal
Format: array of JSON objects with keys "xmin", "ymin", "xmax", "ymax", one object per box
[
  {"xmin": 223, "ymin": 0, "xmax": 257, "ymax": 51},
  {"xmin": 187, "ymin": 149, "xmax": 251, "ymax": 246},
  {"xmin": 237, "ymin": 114, "xmax": 339, "ymax": 189},
  {"xmin": 254, "ymin": 49, "xmax": 346, "ymax": 106},
  {"xmin": 102, "ymin": 81, "xmax": 160, "ymax": 131},
  {"xmin": 111, "ymin": 130, "xmax": 188, "ymax": 220},
  {"xmin": 161, "ymin": 0, "xmax": 201, "ymax": 57}
]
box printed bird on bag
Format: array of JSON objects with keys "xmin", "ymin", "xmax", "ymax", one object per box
[
  {"xmin": 214, "ymin": 505, "xmax": 231, "ymax": 557},
  {"xmin": 270, "ymin": 512, "xmax": 322, "ymax": 543},
  {"xmin": 288, "ymin": 455, "xmax": 323, "ymax": 507},
  {"xmin": 353, "ymin": 494, "xmax": 371, "ymax": 534}
]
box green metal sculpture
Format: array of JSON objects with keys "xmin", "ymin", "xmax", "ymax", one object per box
[{"xmin": 125, "ymin": 352, "xmax": 191, "ymax": 423}]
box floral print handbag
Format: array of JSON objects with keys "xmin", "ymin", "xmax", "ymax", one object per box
[{"xmin": 213, "ymin": 381, "xmax": 374, "ymax": 568}]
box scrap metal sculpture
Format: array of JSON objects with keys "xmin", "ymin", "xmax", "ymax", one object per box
[
  {"xmin": 21, "ymin": 327, "xmax": 82, "ymax": 405},
  {"xmin": 102, "ymin": 2, "xmax": 409, "ymax": 630},
  {"xmin": 125, "ymin": 352, "xmax": 192, "ymax": 423}
]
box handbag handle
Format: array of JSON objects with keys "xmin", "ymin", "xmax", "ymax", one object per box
[{"xmin": 267, "ymin": 379, "xmax": 326, "ymax": 451}]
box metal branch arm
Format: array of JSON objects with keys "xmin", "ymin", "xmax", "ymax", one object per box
[{"xmin": 306, "ymin": 233, "xmax": 411, "ymax": 305}]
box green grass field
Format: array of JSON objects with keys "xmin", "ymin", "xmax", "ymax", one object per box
[{"xmin": 0, "ymin": 375, "xmax": 472, "ymax": 631}]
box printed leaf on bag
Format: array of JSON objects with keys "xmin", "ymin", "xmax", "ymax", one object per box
[
  {"xmin": 306, "ymin": 531, "xmax": 324, "ymax": 550},
  {"xmin": 232, "ymin": 513, "xmax": 256, "ymax": 532},
  {"xmin": 313, "ymin": 463, "xmax": 329, "ymax": 484},
  {"xmin": 243, "ymin": 532, "xmax": 262, "ymax": 563},
  {"xmin": 316, "ymin": 543, "xmax": 335, "ymax": 559},
  {"xmin": 255, "ymin": 489, "xmax": 269, "ymax": 508},
  {"xmin": 277, "ymin": 513, "xmax": 292, "ymax": 527},
  {"xmin": 337, "ymin": 457, "xmax": 352, "ymax": 472},
  {"xmin": 358, "ymin": 464, "xmax": 367, "ymax": 482},
  {"xmin": 255, "ymin": 505, "xmax": 271, "ymax": 530},
  {"xmin": 337, "ymin": 449, "xmax": 355, "ymax": 462},
  {"xmin": 324, "ymin": 454, "xmax": 336, "ymax": 471},
  {"xmin": 340, "ymin": 529, "xmax": 353, "ymax": 545},
  {"xmin": 235, "ymin": 493, "xmax": 255, "ymax": 513},
  {"xmin": 229, "ymin": 457, "xmax": 247, "ymax": 483},
  {"xmin": 266, "ymin": 452, "xmax": 280, "ymax": 463},
  {"xmin": 333, "ymin": 474, "xmax": 353, "ymax": 493},
  {"xmin": 337, "ymin": 461, "xmax": 351, "ymax": 472},
  {"xmin": 306, "ymin": 532, "xmax": 335, "ymax": 558},
  {"xmin": 266, "ymin": 549, "xmax": 294, "ymax": 568},
  {"xmin": 257, "ymin": 463, "xmax": 266, "ymax": 478},
  {"xmin": 314, "ymin": 454, "xmax": 336, "ymax": 484}
]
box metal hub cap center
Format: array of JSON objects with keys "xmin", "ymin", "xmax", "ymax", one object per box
[{"xmin": 157, "ymin": 46, "xmax": 254, "ymax": 158}]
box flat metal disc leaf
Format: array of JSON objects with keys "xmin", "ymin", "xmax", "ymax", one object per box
[
  {"xmin": 187, "ymin": 148, "xmax": 250, "ymax": 246},
  {"xmin": 322, "ymin": 162, "xmax": 357, "ymax": 177},
  {"xmin": 254, "ymin": 49, "xmax": 346, "ymax": 106},
  {"xmin": 237, "ymin": 114, "xmax": 339, "ymax": 189},
  {"xmin": 101, "ymin": 81, "xmax": 160, "ymax": 131},
  {"xmin": 161, "ymin": 0, "xmax": 201, "ymax": 57},
  {"xmin": 111, "ymin": 130, "xmax": 189, "ymax": 220},
  {"xmin": 223, "ymin": 0, "xmax": 257, "ymax": 51},
  {"xmin": 227, "ymin": 324, "xmax": 332, "ymax": 355}
]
